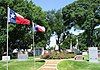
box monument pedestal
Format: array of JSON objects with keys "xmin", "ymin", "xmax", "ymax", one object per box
[
  {"xmin": 18, "ymin": 52, "xmax": 28, "ymax": 61},
  {"xmin": 88, "ymin": 47, "xmax": 98, "ymax": 63},
  {"xmin": 2, "ymin": 56, "xmax": 10, "ymax": 61}
]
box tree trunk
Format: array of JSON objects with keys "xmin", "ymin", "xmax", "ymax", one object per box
[
  {"xmin": 56, "ymin": 35, "xmax": 61, "ymax": 52},
  {"xmin": 87, "ymin": 23, "xmax": 94, "ymax": 47}
]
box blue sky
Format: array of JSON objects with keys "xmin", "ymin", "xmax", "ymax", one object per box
[{"xmin": 33, "ymin": 0, "xmax": 76, "ymax": 11}]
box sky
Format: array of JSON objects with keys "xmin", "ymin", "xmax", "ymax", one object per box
[
  {"xmin": 94, "ymin": 25, "xmax": 100, "ymax": 29},
  {"xmin": 69, "ymin": 27, "xmax": 85, "ymax": 35},
  {"xmin": 33, "ymin": 0, "xmax": 76, "ymax": 11}
]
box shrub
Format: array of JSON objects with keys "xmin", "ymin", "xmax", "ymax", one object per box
[{"xmin": 41, "ymin": 50, "xmax": 76, "ymax": 59}]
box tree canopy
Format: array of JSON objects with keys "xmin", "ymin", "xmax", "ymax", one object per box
[
  {"xmin": 0, "ymin": 0, "xmax": 50, "ymax": 58},
  {"xmin": 62, "ymin": 0, "xmax": 100, "ymax": 49}
]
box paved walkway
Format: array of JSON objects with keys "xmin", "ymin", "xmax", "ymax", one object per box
[{"xmin": 38, "ymin": 59, "xmax": 62, "ymax": 70}]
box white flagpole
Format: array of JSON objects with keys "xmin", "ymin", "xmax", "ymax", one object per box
[
  {"xmin": 7, "ymin": 6, "xmax": 9, "ymax": 70},
  {"xmin": 32, "ymin": 22, "xmax": 35, "ymax": 70}
]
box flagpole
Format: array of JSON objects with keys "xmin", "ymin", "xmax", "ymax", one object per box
[
  {"xmin": 7, "ymin": 6, "xmax": 9, "ymax": 70},
  {"xmin": 32, "ymin": 22, "xmax": 35, "ymax": 70}
]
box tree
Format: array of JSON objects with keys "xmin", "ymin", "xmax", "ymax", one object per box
[
  {"xmin": 93, "ymin": 28, "xmax": 100, "ymax": 47},
  {"xmin": 61, "ymin": 34, "xmax": 77, "ymax": 50},
  {"xmin": 46, "ymin": 10, "xmax": 69, "ymax": 51},
  {"xmin": 0, "ymin": 0, "xmax": 50, "ymax": 59},
  {"xmin": 62, "ymin": 0, "xmax": 100, "ymax": 48}
]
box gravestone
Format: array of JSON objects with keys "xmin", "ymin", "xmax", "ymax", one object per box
[
  {"xmin": 2, "ymin": 56, "xmax": 10, "ymax": 61},
  {"xmin": 98, "ymin": 53, "xmax": 100, "ymax": 58},
  {"xmin": 98, "ymin": 50, "xmax": 100, "ymax": 58},
  {"xmin": 88, "ymin": 47, "xmax": 98, "ymax": 63},
  {"xmin": 74, "ymin": 55, "xmax": 84, "ymax": 60},
  {"xmin": 18, "ymin": 51, "xmax": 28, "ymax": 61},
  {"xmin": 82, "ymin": 52, "xmax": 88, "ymax": 55}
]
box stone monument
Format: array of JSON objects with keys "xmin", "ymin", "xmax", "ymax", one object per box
[{"xmin": 88, "ymin": 47, "xmax": 98, "ymax": 63}]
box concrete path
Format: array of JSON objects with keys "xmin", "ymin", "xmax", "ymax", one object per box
[{"xmin": 38, "ymin": 59, "xmax": 62, "ymax": 70}]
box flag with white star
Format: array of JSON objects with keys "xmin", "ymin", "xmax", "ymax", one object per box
[{"xmin": 7, "ymin": 7, "xmax": 30, "ymax": 25}]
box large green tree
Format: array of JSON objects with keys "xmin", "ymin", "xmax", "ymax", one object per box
[
  {"xmin": 0, "ymin": 0, "xmax": 50, "ymax": 59},
  {"xmin": 62, "ymin": 0, "xmax": 100, "ymax": 49},
  {"xmin": 46, "ymin": 10, "xmax": 69, "ymax": 51}
]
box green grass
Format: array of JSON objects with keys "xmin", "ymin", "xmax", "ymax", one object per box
[
  {"xmin": 57, "ymin": 60, "xmax": 100, "ymax": 70},
  {"xmin": 0, "ymin": 57, "xmax": 45, "ymax": 70}
]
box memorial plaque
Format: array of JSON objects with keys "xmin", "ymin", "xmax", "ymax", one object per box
[
  {"xmin": 2, "ymin": 56, "xmax": 10, "ymax": 61},
  {"xmin": 18, "ymin": 52, "xmax": 28, "ymax": 61},
  {"xmin": 74, "ymin": 55, "xmax": 84, "ymax": 60},
  {"xmin": 82, "ymin": 52, "xmax": 88, "ymax": 55},
  {"xmin": 89, "ymin": 47, "xmax": 98, "ymax": 63}
]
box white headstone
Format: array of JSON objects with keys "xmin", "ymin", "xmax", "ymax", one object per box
[
  {"xmin": 2, "ymin": 56, "xmax": 10, "ymax": 61},
  {"xmin": 88, "ymin": 47, "xmax": 98, "ymax": 63},
  {"xmin": 18, "ymin": 52, "xmax": 28, "ymax": 61},
  {"xmin": 82, "ymin": 52, "xmax": 88, "ymax": 55}
]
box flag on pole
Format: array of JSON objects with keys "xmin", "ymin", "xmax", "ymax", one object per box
[
  {"xmin": 34, "ymin": 24, "xmax": 45, "ymax": 32},
  {"xmin": 7, "ymin": 7, "xmax": 30, "ymax": 25}
]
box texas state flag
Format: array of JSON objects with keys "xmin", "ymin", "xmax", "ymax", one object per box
[
  {"xmin": 34, "ymin": 24, "xmax": 45, "ymax": 32},
  {"xmin": 7, "ymin": 7, "xmax": 30, "ymax": 25}
]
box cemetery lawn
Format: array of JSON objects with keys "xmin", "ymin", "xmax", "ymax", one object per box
[
  {"xmin": 57, "ymin": 60, "xmax": 100, "ymax": 70},
  {"xmin": 0, "ymin": 57, "xmax": 45, "ymax": 70}
]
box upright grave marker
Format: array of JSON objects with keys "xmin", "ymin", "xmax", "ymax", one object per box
[
  {"xmin": 2, "ymin": 56, "xmax": 10, "ymax": 61},
  {"xmin": 18, "ymin": 51, "xmax": 28, "ymax": 61},
  {"xmin": 88, "ymin": 47, "xmax": 98, "ymax": 63}
]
